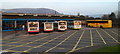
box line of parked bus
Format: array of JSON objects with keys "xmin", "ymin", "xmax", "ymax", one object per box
[
  {"xmin": 27, "ymin": 20, "xmax": 112, "ymax": 33},
  {"xmin": 27, "ymin": 20, "xmax": 81, "ymax": 33}
]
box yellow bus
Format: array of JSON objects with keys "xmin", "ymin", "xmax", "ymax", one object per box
[{"xmin": 86, "ymin": 20, "xmax": 112, "ymax": 28}]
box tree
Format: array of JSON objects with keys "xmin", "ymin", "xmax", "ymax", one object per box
[
  {"xmin": 89, "ymin": 17, "xmax": 94, "ymax": 20},
  {"xmin": 118, "ymin": 11, "xmax": 120, "ymax": 28},
  {"xmin": 102, "ymin": 15, "xmax": 109, "ymax": 20},
  {"xmin": 95, "ymin": 17, "xmax": 101, "ymax": 19},
  {"xmin": 118, "ymin": 1, "xmax": 120, "ymax": 28},
  {"xmin": 109, "ymin": 12, "xmax": 116, "ymax": 20},
  {"xmin": 109, "ymin": 12, "xmax": 118, "ymax": 26}
]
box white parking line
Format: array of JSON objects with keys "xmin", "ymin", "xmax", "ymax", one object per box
[
  {"xmin": 45, "ymin": 31, "xmax": 78, "ymax": 52},
  {"xmin": 3, "ymin": 32, "xmax": 65, "ymax": 51},
  {"xmin": 74, "ymin": 46, "xmax": 91, "ymax": 52},
  {"xmin": 68, "ymin": 30, "xmax": 85, "ymax": 52},
  {"xmin": 109, "ymin": 30, "xmax": 120, "ymax": 37},
  {"xmin": 23, "ymin": 31, "xmax": 71, "ymax": 52},
  {"xmin": 90, "ymin": 29, "xmax": 93, "ymax": 46},
  {"xmin": 96, "ymin": 29, "xmax": 107, "ymax": 44},
  {"xmin": 111, "ymin": 29, "xmax": 118, "ymax": 33},
  {"xmin": 2, "ymin": 33, "xmax": 51, "ymax": 46},
  {"xmin": 101, "ymin": 29, "xmax": 120, "ymax": 44}
]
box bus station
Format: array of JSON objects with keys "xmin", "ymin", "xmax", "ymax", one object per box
[
  {"xmin": 1, "ymin": 0, "xmax": 120, "ymax": 53},
  {"xmin": 1, "ymin": 13, "xmax": 119, "ymax": 53}
]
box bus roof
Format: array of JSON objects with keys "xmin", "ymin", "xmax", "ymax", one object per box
[
  {"xmin": 42, "ymin": 22, "xmax": 53, "ymax": 23},
  {"xmin": 58, "ymin": 21, "xmax": 67, "ymax": 22},
  {"xmin": 86, "ymin": 20, "xmax": 112, "ymax": 21}
]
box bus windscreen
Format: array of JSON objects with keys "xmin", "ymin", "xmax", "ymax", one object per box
[
  {"xmin": 74, "ymin": 21, "xmax": 80, "ymax": 25},
  {"xmin": 29, "ymin": 23, "xmax": 38, "ymax": 27},
  {"xmin": 59, "ymin": 22, "xmax": 66, "ymax": 25},
  {"xmin": 45, "ymin": 23, "xmax": 52, "ymax": 29}
]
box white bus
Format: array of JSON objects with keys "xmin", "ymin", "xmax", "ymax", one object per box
[
  {"xmin": 68, "ymin": 21, "xmax": 81, "ymax": 29},
  {"xmin": 54, "ymin": 21, "xmax": 67, "ymax": 31},
  {"xmin": 27, "ymin": 22, "xmax": 39, "ymax": 33},
  {"xmin": 43, "ymin": 22, "xmax": 54, "ymax": 31}
]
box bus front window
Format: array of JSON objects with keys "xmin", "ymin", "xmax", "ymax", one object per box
[
  {"xmin": 74, "ymin": 21, "xmax": 80, "ymax": 25},
  {"xmin": 45, "ymin": 23, "xmax": 52, "ymax": 29},
  {"xmin": 29, "ymin": 23, "xmax": 38, "ymax": 27},
  {"xmin": 59, "ymin": 22, "xmax": 66, "ymax": 25}
]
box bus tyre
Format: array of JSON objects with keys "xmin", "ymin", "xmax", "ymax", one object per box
[
  {"xmin": 100, "ymin": 26, "xmax": 103, "ymax": 28},
  {"xmin": 86, "ymin": 25, "xmax": 88, "ymax": 27},
  {"xmin": 88, "ymin": 25, "xmax": 90, "ymax": 27}
]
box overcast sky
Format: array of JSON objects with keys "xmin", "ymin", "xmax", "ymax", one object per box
[
  {"xmin": 0, "ymin": 0, "xmax": 119, "ymax": 2},
  {"xmin": 0, "ymin": 0, "xmax": 119, "ymax": 15}
]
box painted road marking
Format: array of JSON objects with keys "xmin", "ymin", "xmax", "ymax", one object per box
[
  {"xmin": 101, "ymin": 29, "xmax": 120, "ymax": 44},
  {"xmin": 0, "ymin": 44, "xmax": 16, "ymax": 46},
  {"xmin": 90, "ymin": 29, "xmax": 93, "ymax": 46},
  {"xmin": 23, "ymin": 31, "xmax": 71, "ymax": 52},
  {"xmin": 9, "ymin": 34, "xmax": 46, "ymax": 43},
  {"xmin": 111, "ymin": 31, "xmax": 119, "ymax": 35},
  {"xmin": 2, "ymin": 31, "xmax": 66, "ymax": 43},
  {"xmin": 2, "ymin": 33, "xmax": 53, "ymax": 47},
  {"xmin": 96, "ymin": 29, "xmax": 107, "ymax": 44},
  {"xmin": 1, "ymin": 44, "xmax": 34, "ymax": 47},
  {"xmin": 45, "ymin": 31, "xmax": 78, "ymax": 52},
  {"xmin": 3, "ymin": 33, "xmax": 57, "ymax": 50},
  {"xmin": 2, "ymin": 35, "xmax": 44, "ymax": 46},
  {"xmin": 66, "ymin": 46, "xmax": 91, "ymax": 54},
  {"xmin": 108, "ymin": 30, "xmax": 120, "ymax": 37},
  {"xmin": 1, "ymin": 50, "xmax": 23, "ymax": 52},
  {"xmin": 2, "ymin": 34, "xmax": 34, "ymax": 43},
  {"xmin": 68, "ymin": 30, "xmax": 85, "ymax": 52},
  {"xmin": 74, "ymin": 46, "xmax": 91, "ymax": 52},
  {"xmin": 2, "ymin": 31, "xmax": 23, "ymax": 40},
  {"xmin": 111, "ymin": 29, "xmax": 118, "ymax": 33},
  {"xmin": 2, "ymin": 30, "xmax": 52, "ymax": 42}
]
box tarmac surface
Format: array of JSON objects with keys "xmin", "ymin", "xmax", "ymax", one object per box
[{"xmin": 0, "ymin": 26, "xmax": 119, "ymax": 54}]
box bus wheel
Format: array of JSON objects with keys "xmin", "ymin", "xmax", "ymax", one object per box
[
  {"xmin": 88, "ymin": 25, "xmax": 90, "ymax": 27},
  {"xmin": 91, "ymin": 26, "xmax": 93, "ymax": 28},
  {"xmin": 100, "ymin": 26, "xmax": 103, "ymax": 28}
]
